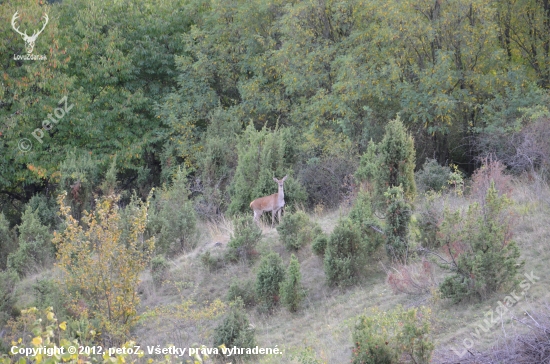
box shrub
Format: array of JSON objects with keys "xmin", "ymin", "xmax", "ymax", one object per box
[
  {"xmin": 1, "ymin": 307, "xmax": 145, "ymax": 363},
  {"xmin": 147, "ymin": 167, "xmax": 198, "ymax": 255},
  {"xmin": 356, "ymin": 118, "xmax": 416, "ymax": 212},
  {"xmin": 292, "ymin": 346, "xmax": 323, "ymax": 364},
  {"xmin": 277, "ymin": 211, "xmax": 309, "ymax": 250},
  {"xmin": 298, "ymin": 156, "xmax": 357, "ymax": 209},
  {"xmin": 0, "ymin": 270, "xmax": 18, "ymax": 326},
  {"xmin": 53, "ymin": 191, "xmax": 155, "ymax": 344},
  {"xmin": 471, "ymin": 156, "xmax": 512, "ymax": 201},
  {"xmin": 416, "ymin": 191, "xmax": 445, "ymax": 250},
  {"xmin": 226, "ymin": 216, "xmax": 262, "ymax": 262},
  {"xmin": 32, "ymin": 278, "xmax": 67, "ymax": 317},
  {"xmin": 255, "ymin": 252, "xmax": 285, "ymax": 311},
  {"xmin": 348, "ymin": 191, "xmax": 383, "ymax": 256},
  {"xmin": 477, "ymin": 115, "xmax": 550, "ymax": 178},
  {"xmin": 228, "ymin": 123, "xmax": 306, "ymax": 215},
  {"xmin": 280, "ymin": 254, "xmax": 305, "ymax": 312},
  {"xmin": 0, "ymin": 212, "xmax": 17, "ymax": 270},
  {"xmin": 438, "ymin": 182, "xmax": 523, "ymax": 302},
  {"xmin": 352, "ymin": 306, "xmax": 433, "ymax": 364},
  {"xmin": 384, "ymin": 186, "xmax": 412, "ymax": 263},
  {"xmin": 324, "ymin": 219, "xmax": 365, "ymax": 286},
  {"xmin": 447, "ymin": 164, "xmax": 465, "ymax": 196},
  {"xmin": 213, "ymin": 298, "xmax": 256, "ymax": 363},
  {"xmin": 277, "ymin": 211, "xmax": 323, "ymax": 251},
  {"xmin": 200, "ymin": 250, "xmax": 225, "ymax": 272},
  {"xmin": 58, "ymin": 149, "xmax": 101, "ymax": 220},
  {"xmin": 26, "ymin": 194, "xmax": 60, "ymax": 230},
  {"xmin": 151, "ymin": 255, "xmax": 170, "ymax": 287},
  {"xmin": 416, "ymin": 159, "xmax": 451, "ymax": 192},
  {"xmin": 376, "ymin": 117, "xmax": 417, "ymax": 202},
  {"xmin": 312, "ymin": 233, "xmax": 328, "ymax": 256},
  {"xmin": 195, "ymin": 109, "xmax": 240, "ymax": 219},
  {"xmin": 7, "ymin": 205, "xmax": 54, "ymax": 277},
  {"xmin": 226, "ymin": 280, "xmax": 256, "ymax": 307}
]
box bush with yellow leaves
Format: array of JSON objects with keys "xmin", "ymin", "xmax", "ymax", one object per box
[{"xmin": 53, "ymin": 191, "xmax": 155, "ymax": 345}]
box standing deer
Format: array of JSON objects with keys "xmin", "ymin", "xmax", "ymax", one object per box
[{"xmin": 250, "ymin": 175, "xmax": 287, "ymax": 227}]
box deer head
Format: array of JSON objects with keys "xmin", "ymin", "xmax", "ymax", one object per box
[{"xmin": 11, "ymin": 11, "xmax": 49, "ymax": 54}]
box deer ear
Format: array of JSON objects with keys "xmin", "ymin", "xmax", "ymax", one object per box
[
  {"xmin": 273, "ymin": 177, "xmax": 279, "ymax": 183},
  {"xmin": 282, "ymin": 175, "xmax": 288, "ymax": 181}
]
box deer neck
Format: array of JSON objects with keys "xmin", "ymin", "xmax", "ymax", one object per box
[{"xmin": 277, "ymin": 185, "xmax": 285, "ymax": 205}]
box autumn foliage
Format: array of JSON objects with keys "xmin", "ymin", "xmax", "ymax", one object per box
[{"xmin": 53, "ymin": 191, "xmax": 155, "ymax": 344}]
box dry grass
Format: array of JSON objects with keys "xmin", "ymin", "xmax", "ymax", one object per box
[
  {"xmin": 431, "ymin": 175, "xmax": 550, "ymax": 363},
  {"xmin": 8, "ymin": 176, "xmax": 550, "ymax": 363}
]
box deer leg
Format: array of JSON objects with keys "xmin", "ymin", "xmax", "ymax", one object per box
[
  {"xmin": 253, "ymin": 210, "xmax": 260, "ymax": 226},
  {"xmin": 277, "ymin": 208, "xmax": 282, "ymax": 224}
]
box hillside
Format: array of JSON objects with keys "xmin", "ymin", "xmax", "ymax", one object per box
[{"xmin": 2, "ymin": 0, "xmax": 550, "ymax": 363}]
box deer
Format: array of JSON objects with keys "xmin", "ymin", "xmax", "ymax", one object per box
[
  {"xmin": 250, "ymin": 175, "xmax": 287, "ymax": 228},
  {"xmin": 11, "ymin": 11, "xmax": 49, "ymax": 54}
]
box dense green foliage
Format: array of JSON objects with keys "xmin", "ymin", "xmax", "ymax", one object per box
[
  {"xmin": 438, "ymin": 182, "xmax": 523, "ymax": 302},
  {"xmin": 150, "ymin": 255, "xmax": 170, "ymax": 288},
  {"xmin": 376, "ymin": 118, "xmax": 417, "ymax": 201},
  {"xmin": 384, "ymin": 186, "xmax": 412, "ymax": 263},
  {"xmin": 355, "ymin": 119, "xmax": 416, "ymax": 262},
  {"xmin": 280, "ymin": 254, "xmax": 305, "ymax": 312},
  {"xmin": 7, "ymin": 205, "xmax": 53, "ymax": 277},
  {"xmin": 416, "ymin": 159, "xmax": 453, "ymax": 193},
  {"xmin": 229, "ymin": 124, "xmax": 306, "ymax": 215},
  {"xmin": 255, "ymin": 252, "xmax": 286, "ymax": 311},
  {"xmin": 311, "ymin": 233, "xmax": 328, "ymax": 257},
  {"xmin": 226, "ymin": 216, "xmax": 262, "ymax": 262},
  {"xmin": 2, "ymin": 0, "xmax": 547, "ymax": 225},
  {"xmin": 277, "ymin": 210, "xmax": 323, "ymax": 251},
  {"xmin": 324, "ymin": 219, "xmax": 366, "ymax": 286},
  {"xmin": 352, "ymin": 306, "xmax": 433, "ymax": 364},
  {"xmin": 146, "ymin": 168, "xmax": 198, "ymax": 255},
  {"xmin": 348, "ymin": 191, "xmax": 383, "ymax": 256},
  {"xmin": 213, "ymin": 298, "xmax": 256, "ymax": 363},
  {"xmin": 226, "ymin": 280, "xmax": 257, "ymax": 308},
  {"xmin": 0, "ymin": 213, "xmax": 16, "ymax": 271},
  {"xmin": 1, "ymin": 0, "xmax": 549, "ymax": 359},
  {"xmin": 0, "ymin": 270, "xmax": 18, "ymax": 326}
]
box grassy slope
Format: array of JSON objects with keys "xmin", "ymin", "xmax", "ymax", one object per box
[{"xmin": 11, "ymin": 178, "xmax": 550, "ymax": 363}]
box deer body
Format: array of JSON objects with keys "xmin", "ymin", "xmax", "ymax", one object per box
[{"xmin": 250, "ymin": 176, "xmax": 287, "ymax": 227}]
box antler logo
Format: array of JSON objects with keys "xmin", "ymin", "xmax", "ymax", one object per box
[{"xmin": 11, "ymin": 11, "xmax": 49, "ymax": 54}]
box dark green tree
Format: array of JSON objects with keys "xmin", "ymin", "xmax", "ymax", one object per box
[
  {"xmin": 383, "ymin": 186, "xmax": 412, "ymax": 263},
  {"xmin": 376, "ymin": 117, "xmax": 417, "ymax": 201},
  {"xmin": 439, "ymin": 182, "xmax": 523, "ymax": 302},
  {"xmin": 0, "ymin": 213, "xmax": 17, "ymax": 270},
  {"xmin": 228, "ymin": 123, "xmax": 305, "ymax": 215},
  {"xmin": 324, "ymin": 219, "xmax": 365, "ymax": 286},
  {"xmin": 7, "ymin": 205, "xmax": 53, "ymax": 277},
  {"xmin": 255, "ymin": 251, "xmax": 285, "ymax": 311},
  {"xmin": 280, "ymin": 254, "xmax": 305, "ymax": 312},
  {"xmin": 213, "ymin": 298, "xmax": 256, "ymax": 363}
]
